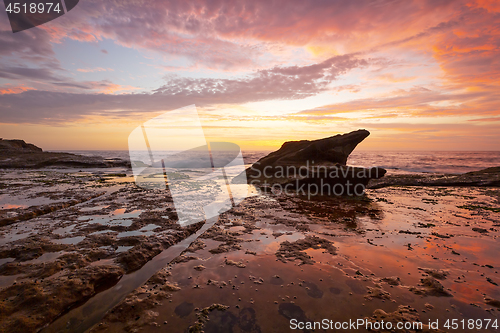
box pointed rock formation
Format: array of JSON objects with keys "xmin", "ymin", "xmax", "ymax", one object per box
[{"xmin": 236, "ymin": 129, "xmax": 386, "ymax": 196}]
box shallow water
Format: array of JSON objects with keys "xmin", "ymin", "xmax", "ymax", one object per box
[
  {"xmin": 117, "ymin": 224, "xmax": 160, "ymax": 238},
  {"xmin": 92, "ymin": 186, "xmax": 500, "ymax": 332},
  {"xmin": 78, "ymin": 209, "xmax": 142, "ymax": 228}
]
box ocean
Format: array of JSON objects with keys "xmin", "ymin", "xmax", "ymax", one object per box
[{"xmin": 51, "ymin": 150, "xmax": 500, "ymax": 175}]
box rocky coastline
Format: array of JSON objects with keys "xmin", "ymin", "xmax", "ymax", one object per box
[
  {"xmin": 0, "ymin": 139, "xmax": 130, "ymax": 169},
  {"xmin": 0, "ymin": 136, "xmax": 499, "ymax": 332}
]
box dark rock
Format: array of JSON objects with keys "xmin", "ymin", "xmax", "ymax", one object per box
[
  {"xmin": 0, "ymin": 139, "xmax": 130, "ymax": 169},
  {"xmin": 409, "ymin": 277, "xmax": 453, "ymax": 297},
  {"xmin": 367, "ymin": 305, "xmax": 445, "ymax": 332},
  {"xmin": 418, "ymin": 268, "xmax": 449, "ymax": 280},
  {"xmin": 369, "ymin": 166, "xmax": 500, "ymax": 189},
  {"xmin": 251, "ymin": 129, "xmax": 370, "ymax": 168},
  {"xmin": 0, "ymin": 138, "xmax": 43, "ymax": 152},
  {"xmin": 235, "ymin": 130, "xmax": 386, "ymax": 195},
  {"xmin": 381, "ymin": 276, "xmax": 401, "ymax": 286},
  {"xmin": 0, "ymin": 265, "xmax": 124, "ymax": 333},
  {"xmin": 485, "ymin": 296, "xmax": 500, "ymax": 308}
]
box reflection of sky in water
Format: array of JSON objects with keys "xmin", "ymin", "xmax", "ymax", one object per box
[
  {"xmin": 117, "ymin": 224, "xmax": 160, "ymax": 238},
  {"xmin": 89, "ymin": 230, "xmax": 118, "ymax": 236},
  {"xmin": 0, "ymin": 257, "xmax": 14, "ymax": 266},
  {"xmin": 0, "ymin": 193, "xmax": 60, "ymax": 209},
  {"xmin": 52, "ymin": 236, "xmax": 85, "ymax": 245},
  {"xmin": 80, "ymin": 205, "xmax": 110, "ymax": 212},
  {"xmin": 23, "ymin": 251, "xmax": 67, "ymax": 264},
  {"xmin": 0, "ymin": 274, "xmax": 23, "ymax": 288},
  {"xmin": 52, "ymin": 225, "xmax": 75, "ymax": 236},
  {"xmin": 116, "ymin": 246, "xmax": 133, "ymax": 253},
  {"xmin": 152, "ymin": 187, "xmax": 500, "ymax": 333},
  {"xmin": 77, "ymin": 208, "xmax": 141, "ymax": 227},
  {"xmin": 0, "ymin": 220, "xmax": 39, "ymax": 245},
  {"xmin": 98, "ymin": 245, "xmax": 134, "ymax": 253}
]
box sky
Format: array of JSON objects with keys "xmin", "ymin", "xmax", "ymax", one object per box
[{"xmin": 0, "ymin": 0, "xmax": 499, "ymax": 151}]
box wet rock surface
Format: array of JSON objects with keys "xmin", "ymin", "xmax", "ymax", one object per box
[
  {"xmin": 0, "ymin": 169, "xmax": 201, "ymax": 332},
  {"xmin": 366, "ymin": 305, "xmax": 446, "ymax": 332},
  {"xmin": 369, "ymin": 166, "xmax": 500, "ymax": 189},
  {"xmin": 90, "ymin": 185, "xmax": 500, "ymax": 333}
]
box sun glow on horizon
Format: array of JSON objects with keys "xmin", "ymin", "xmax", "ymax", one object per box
[{"xmin": 0, "ymin": 0, "xmax": 498, "ymax": 151}]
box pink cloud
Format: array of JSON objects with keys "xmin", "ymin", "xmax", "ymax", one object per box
[
  {"xmin": 37, "ymin": 0, "xmax": 463, "ymax": 69},
  {"xmin": 0, "ymin": 84, "xmax": 36, "ymax": 95}
]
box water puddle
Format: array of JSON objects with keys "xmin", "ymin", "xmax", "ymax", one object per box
[
  {"xmin": 80, "ymin": 205, "xmax": 110, "ymax": 212},
  {"xmin": 0, "ymin": 274, "xmax": 23, "ymax": 289},
  {"xmin": 53, "ymin": 236, "xmax": 85, "ymax": 245},
  {"xmin": 0, "ymin": 191, "xmax": 70, "ymax": 209},
  {"xmin": 0, "ymin": 258, "xmax": 15, "ymax": 266},
  {"xmin": 0, "ymin": 220, "xmax": 38, "ymax": 245},
  {"xmin": 117, "ymin": 224, "xmax": 160, "ymax": 238},
  {"xmin": 77, "ymin": 209, "xmax": 142, "ymax": 228},
  {"xmin": 52, "ymin": 225, "xmax": 75, "ymax": 236},
  {"xmin": 116, "ymin": 246, "xmax": 133, "ymax": 253},
  {"xmin": 0, "ymin": 203, "xmax": 28, "ymax": 209},
  {"xmin": 105, "ymin": 176, "xmax": 135, "ymax": 183},
  {"xmin": 23, "ymin": 251, "xmax": 66, "ymax": 264}
]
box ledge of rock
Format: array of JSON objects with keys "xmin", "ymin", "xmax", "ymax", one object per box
[
  {"xmin": 0, "ymin": 138, "xmax": 43, "ymax": 153},
  {"xmin": 0, "ymin": 139, "xmax": 130, "ymax": 169},
  {"xmin": 234, "ymin": 130, "xmax": 386, "ymax": 195},
  {"xmin": 369, "ymin": 166, "xmax": 500, "ymax": 189}
]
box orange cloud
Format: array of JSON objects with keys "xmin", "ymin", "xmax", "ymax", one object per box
[
  {"xmin": 0, "ymin": 84, "xmax": 36, "ymax": 95},
  {"xmin": 374, "ymin": 73, "xmax": 416, "ymax": 83},
  {"xmin": 299, "ymin": 85, "xmax": 498, "ymax": 119},
  {"xmin": 96, "ymin": 83, "xmax": 139, "ymax": 94},
  {"xmin": 428, "ymin": 4, "xmax": 500, "ymax": 89},
  {"xmin": 468, "ymin": 0, "xmax": 500, "ymax": 13}
]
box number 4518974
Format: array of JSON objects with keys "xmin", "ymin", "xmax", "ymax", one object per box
[
  {"xmin": 444, "ymin": 319, "xmax": 498, "ymax": 330},
  {"xmin": 5, "ymin": 2, "xmax": 62, "ymax": 14}
]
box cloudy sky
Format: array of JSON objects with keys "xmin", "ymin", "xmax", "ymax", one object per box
[{"xmin": 0, "ymin": 0, "xmax": 499, "ymax": 150}]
